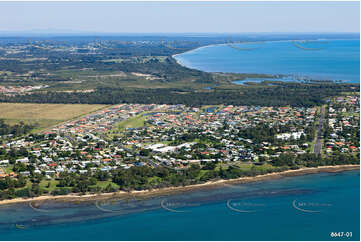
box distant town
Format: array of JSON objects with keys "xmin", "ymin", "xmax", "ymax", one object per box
[{"xmin": 0, "ymin": 85, "xmax": 48, "ymax": 95}]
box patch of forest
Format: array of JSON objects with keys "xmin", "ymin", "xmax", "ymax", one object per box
[
  {"xmin": 0, "ymin": 119, "xmax": 35, "ymax": 137},
  {"xmin": 0, "ymin": 83, "xmax": 358, "ymax": 107}
]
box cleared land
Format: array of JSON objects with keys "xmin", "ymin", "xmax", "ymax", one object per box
[{"xmin": 0, "ymin": 103, "xmax": 108, "ymax": 131}]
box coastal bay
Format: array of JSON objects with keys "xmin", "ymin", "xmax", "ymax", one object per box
[
  {"xmin": 174, "ymin": 39, "xmax": 360, "ymax": 83},
  {"xmin": 0, "ymin": 164, "xmax": 359, "ymax": 206},
  {"xmin": 0, "ymin": 168, "xmax": 359, "ymax": 241}
]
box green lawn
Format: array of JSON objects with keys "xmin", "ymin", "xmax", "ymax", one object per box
[
  {"xmin": 196, "ymin": 170, "xmax": 208, "ymax": 180},
  {"xmin": 147, "ymin": 177, "xmax": 163, "ymax": 186},
  {"xmin": 15, "ymin": 180, "xmax": 32, "ymax": 191},
  {"xmin": 39, "ymin": 179, "xmax": 59, "ymax": 191},
  {"xmin": 115, "ymin": 113, "xmax": 147, "ymax": 130},
  {"xmin": 91, "ymin": 180, "xmax": 120, "ymax": 190},
  {"xmin": 217, "ymin": 162, "xmax": 274, "ymax": 172},
  {"xmin": 4, "ymin": 166, "xmax": 13, "ymax": 173},
  {"xmin": 12, "ymin": 178, "xmax": 121, "ymax": 194}
]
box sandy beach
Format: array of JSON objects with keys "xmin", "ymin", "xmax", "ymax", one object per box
[{"xmin": 0, "ymin": 164, "xmax": 359, "ymax": 206}]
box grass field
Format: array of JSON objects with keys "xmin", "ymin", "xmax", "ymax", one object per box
[
  {"xmin": 0, "ymin": 103, "xmax": 108, "ymax": 132},
  {"xmin": 116, "ymin": 113, "xmax": 147, "ymax": 130},
  {"xmin": 14, "ymin": 179, "xmax": 120, "ymax": 193}
]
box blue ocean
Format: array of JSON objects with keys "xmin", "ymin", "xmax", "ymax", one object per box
[
  {"xmin": 0, "ymin": 170, "xmax": 359, "ymax": 241},
  {"xmin": 174, "ymin": 39, "xmax": 360, "ymax": 83}
]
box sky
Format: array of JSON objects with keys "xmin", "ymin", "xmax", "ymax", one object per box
[{"xmin": 0, "ymin": 1, "xmax": 359, "ymax": 33}]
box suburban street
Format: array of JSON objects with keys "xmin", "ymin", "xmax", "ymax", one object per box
[{"xmin": 314, "ymin": 106, "xmax": 325, "ymax": 155}]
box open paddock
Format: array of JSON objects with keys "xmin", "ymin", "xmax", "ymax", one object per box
[{"xmin": 0, "ymin": 103, "xmax": 108, "ymax": 131}]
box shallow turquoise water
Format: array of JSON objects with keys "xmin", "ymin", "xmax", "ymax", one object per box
[
  {"xmin": 174, "ymin": 39, "xmax": 360, "ymax": 83},
  {"xmin": 0, "ymin": 170, "xmax": 359, "ymax": 241}
]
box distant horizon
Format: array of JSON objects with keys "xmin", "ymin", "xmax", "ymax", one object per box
[
  {"xmin": 0, "ymin": 31, "xmax": 359, "ymax": 37},
  {"xmin": 0, "ymin": 2, "xmax": 359, "ymax": 33}
]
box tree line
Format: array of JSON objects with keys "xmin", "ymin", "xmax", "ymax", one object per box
[
  {"xmin": 0, "ymin": 152, "xmax": 358, "ymax": 200},
  {"xmin": 0, "ymin": 83, "xmax": 358, "ymax": 107},
  {"xmin": 0, "ymin": 119, "xmax": 35, "ymax": 137}
]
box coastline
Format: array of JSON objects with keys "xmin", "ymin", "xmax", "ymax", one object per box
[
  {"xmin": 0, "ymin": 164, "xmax": 359, "ymax": 206},
  {"xmin": 172, "ymin": 38, "xmax": 360, "ymax": 83},
  {"xmin": 172, "ymin": 37, "xmax": 360, "ymax": 60}
]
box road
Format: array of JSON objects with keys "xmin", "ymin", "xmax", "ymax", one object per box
[
  {"xmin": 314, "ymin": 106, "xmax": 325, "ymax": 155},
  {"xmin": 64, "ymin": 135, "xmax": 75, "ymax": 144}
]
